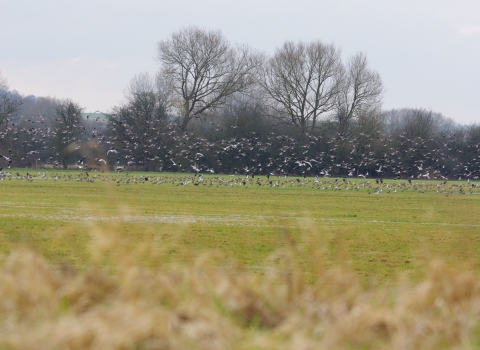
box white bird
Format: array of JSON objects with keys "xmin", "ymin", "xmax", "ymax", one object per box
[
  {"xmin": 295, "ymin": 160, "xmax": 313, "ymax": 168},
  {"xmin": 320, "ymin": 169, "xmax": 330, "ymax": 177},
  {"xmin": 191, "ymin": 164, "xmax": 200, "ymax": 172},
  {"xmin": 421, "ymin": 172, "xmax": 430, "ymax": 179}
]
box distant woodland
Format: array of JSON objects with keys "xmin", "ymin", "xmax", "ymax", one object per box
[{"xmin": 1, "ymin": 27, "xmax": 479, "ymax": 180}]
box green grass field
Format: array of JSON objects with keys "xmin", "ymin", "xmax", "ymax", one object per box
[
  {"xmin": 1, "ymin": 169, "xmax": 479, "ymax": 284},
  {"xmin": 2, "ymin": 169, "xmax": 480, "ymax": 349}
]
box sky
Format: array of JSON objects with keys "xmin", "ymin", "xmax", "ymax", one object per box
[{"xmin": 1, "ymin": 0, "xmax": 479, "ymax": 124}]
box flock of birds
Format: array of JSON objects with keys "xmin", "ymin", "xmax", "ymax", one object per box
[
  {"xmin": 0, "ymin": 170, "xmax": 479, "ymax": 196},
  {"xmin": 105, "ymin": 116, "xmax": 480, "ymax": 182},
  {"xmin": 1, "ymin": 115, "xmax": 480, "ymax": 192}
]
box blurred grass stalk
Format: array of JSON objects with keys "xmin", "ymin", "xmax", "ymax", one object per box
[{"xmin": 0, "ymin": 219, "xmax": 480, "ymax": 349}]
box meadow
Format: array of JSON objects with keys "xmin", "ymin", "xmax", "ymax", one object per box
[
  {"xmin": 1, "ymin": 169, "xmax": 479, "ymax": 283},
  {"xmin": 0, "ymin": 169, "xmax": 480, "ymax": 349}
]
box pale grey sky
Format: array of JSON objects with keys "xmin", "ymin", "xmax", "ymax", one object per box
[{"xmin": 1, "ymin": 0, "xmax": 479, "ymax": 124}]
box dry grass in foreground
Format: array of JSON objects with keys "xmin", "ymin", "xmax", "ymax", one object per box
[{"xmin": 1, "ymin": 225, "xmax": 480, "ymax": 350}]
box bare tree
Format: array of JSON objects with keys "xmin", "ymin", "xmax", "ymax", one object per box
[
  {"xmin": 0, "ymin": 71, "xmax": 23, "ymax": 162},
  {"xmin": 386, "ymin": 108, "xmax": 453, "ymax": 140},
  {"xmin": 335, "ymin": 52, "xmax": 383, "ymax": 135},
  {"xmin": 157, "ymin": 26, "xmax": 261, "ymax": 131},
  {"xmin": 0, "ymin": 70, "xmax": 22, "ymax": 132},
  {"xmin": 261, "ymin": 40, "xmax": 343, "ymax": 133},
  {"xmin": 0, "ymin": 70, "xmax": 7, "ymax": 91},
  {"xmin": 50, "ymin": 100, "xmax": 85, "ymax": 169},
  {"xmin": 108, "ymin": 73, "xmax": 170, "ymax": 171}
]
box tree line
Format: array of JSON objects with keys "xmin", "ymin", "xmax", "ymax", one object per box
[{"xmin": 1, "ymin": 27, "xmax": 479, "ymax": 180}]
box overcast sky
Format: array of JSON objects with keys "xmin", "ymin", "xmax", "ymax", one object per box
[{"xmin": 1, "ymin": 0, "xmax": 479, "ymax": 124}]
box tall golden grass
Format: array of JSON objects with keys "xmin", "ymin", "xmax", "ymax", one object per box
[{"xmin": 1, "ymin": 221, "xmax": 480, "ymax": 349}]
